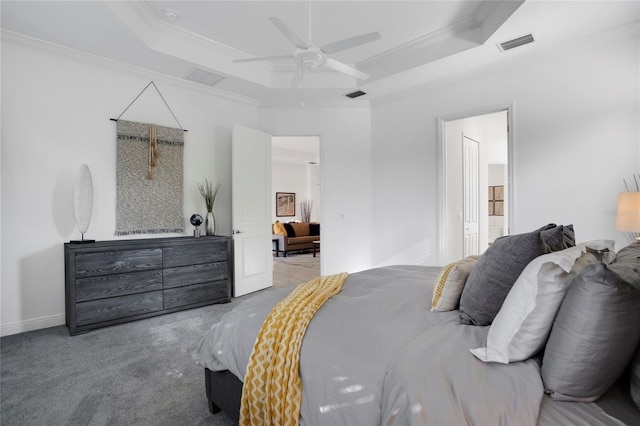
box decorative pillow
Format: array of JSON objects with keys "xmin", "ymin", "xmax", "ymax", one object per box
[
  {"xmin": 309, "ymin": 223, "xmax": 320, "ymax": 236},
  {"xmin": 614, "ymin": 243, "xmax": 640, "ymax": 409},
  {"xmin": 470, "ymin": 240, "xmax": 615, "ymax": 364},
  {"xmin": 431, "ymin": 256, "xmax": 479, "ymax": 312},
  {"xmin": 541, "ymin": 224, "xmax": 576, "ymax": 253},
  {"xmin": 610, "ymin": 241, "xmax": 640, "ymax": 285},
  {"xmin": 562, "ymin": 224, "xmax": 576, "ymax": 248},
  {"xmin": 290, "ymin": 222, "xmax": 309, "ymax": 237},
  {"xmin": 459, "ymin": 224, "xmax": 561, "ymax": 326},
  {"xmin": 541, "ymin": 260, "xmax": 640, "ymax": 402},
  {"xmin": 283, "ymin": 223, "xmax": 296, "ymax": 238},
  {"xmin": 631, "ymin": 344, "xmax": 640, "ymax": 410},
  {"xmin": 273, "ymin": 221, "xmax": 286, "ymax": 236}
]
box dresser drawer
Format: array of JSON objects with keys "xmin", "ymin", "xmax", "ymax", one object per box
[
  {"xmin": 163, "ymin": 262, "xmax": 229, "ymax": 289},
  {"xmin": 75, "ymin": 249, "xmax": 162, "ymax": 277},
  {"xmin": 76, "ymin": 291, "xmax": 163, "ymax": 326},
  {"xmin": 163, "ymin": 281, "xmax": 229, "ymax": 310},
  {"xmin": 76, "ymin": 269, "xmax": 163, "ymax": 302},
  {"xmin": 163, "ymin": 241, "xmax": 228, "ymax": 268}
]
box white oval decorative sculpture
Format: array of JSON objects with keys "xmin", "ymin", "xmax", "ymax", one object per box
[{"xmin": 73, "ymin": 164, "xmax": 94, "ymax": 242}]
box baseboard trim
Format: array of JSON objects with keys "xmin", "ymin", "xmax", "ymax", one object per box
[{"xmin": 1, "ymin": 314, "xmax": 66, "ymax": 337}]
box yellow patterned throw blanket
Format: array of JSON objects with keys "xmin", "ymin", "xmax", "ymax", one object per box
[{"xmin": 240, "ymin": 272, "xmax": 348, "ymax": 426}]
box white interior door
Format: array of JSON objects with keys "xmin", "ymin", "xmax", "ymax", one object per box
[
  {"xmin": 463, "ymin": 135, "xmax": 480, "ymax": 256},
  {"xmin": 232, "ymin": 124, "xmax": 272, "ymax": 296}
]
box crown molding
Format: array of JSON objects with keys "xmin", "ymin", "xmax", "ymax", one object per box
[
  {"xmin": 1, "ymin": 29, "xmax": 260, "ymax": 107},
  {"xmin": 258, "ymin": 98, "xmax": 370, "ymax": 109}
]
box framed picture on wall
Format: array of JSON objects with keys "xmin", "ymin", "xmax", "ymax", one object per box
[
  {"xmin": 488, "ymin": 185, "xmax": 505, "ymax": 216},
  {"xmin": 276, "ymin": 192, "xmax": 295, "ymax": 217}
]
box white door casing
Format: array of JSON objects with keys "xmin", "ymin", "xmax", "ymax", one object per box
[
  {"xmin": 463, "ymin": 134, "xmax": 480, "ymax": 256},
  {"xmin": 232, "ymin": 124, "xmax": 273, "ymax": 296}
]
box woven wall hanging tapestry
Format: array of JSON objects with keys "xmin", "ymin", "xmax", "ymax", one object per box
[{"xmin": 115, "ymin": 119, "xmax": 184, "ymax": 235}]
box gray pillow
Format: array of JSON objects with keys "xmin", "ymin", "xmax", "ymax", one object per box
[
  {"xmin": 616, "ymin": 243, "xmax": 640, "ymax": 408},
  {"xmin": 610, "ymin": 241, "xmax": 640, "ymax": 286},
  {"xmin": 562, "ymin": 224, "xmax": 576, "ymax": 248},
  {"xmin": 541, "ymin": 224, "xmax": 575, "ymax": 253},
  {"xmin": 459, "ymin": 224, "xmax": 560, "ymax": 325},
  {"xmin": 541, "ymin": 260, "xmax": 640, "ymax": 402},
  {"xmin": 631, "ymin": 345, "xmax": 640, "ymax": 410}
]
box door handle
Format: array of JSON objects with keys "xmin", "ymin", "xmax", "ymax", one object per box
[{"xmin": 233, "ymin": 230, "xmax": 242, "ymax": 235}]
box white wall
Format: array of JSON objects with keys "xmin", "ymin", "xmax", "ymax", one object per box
[
  {"xmin": 271, "ymin": 136, "xmax": 321, "ymax": 223},
  {"xmin": 308, "ymin": 163, "xmax": 320, "ymax": 223},
  {"xmin": 259, "ymin": 104, "xmax": 373, "ymax": 275},
  {"xmin": 371, "ymin": 24, "xmax": 639, "ymax": 266},
  {"xmin": 272, "ymin": 161, "xmax": 310, "ymax": 222},
  {"xmin": 1, "ymin": 34, "xmax": 259, "ymax": 335}
]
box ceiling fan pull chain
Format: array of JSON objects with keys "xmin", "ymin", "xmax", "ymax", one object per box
[{"xmin": 301, "ymin": 66, "xmax": 305, "ymax": 107}]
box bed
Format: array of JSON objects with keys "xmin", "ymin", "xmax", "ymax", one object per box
[{"xmin": 195, "ymin": 227, "xmax": 640, "ymax": 425}]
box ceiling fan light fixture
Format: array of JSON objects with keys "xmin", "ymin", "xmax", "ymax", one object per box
[{"xmin": 293, "ymin": 47, "xmax": 326, "ymax": 69}]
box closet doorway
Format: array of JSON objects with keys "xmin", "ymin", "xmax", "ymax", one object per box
[{"xmin": 439, "ymin": 108, "xmax": 512, "ymax": 265}]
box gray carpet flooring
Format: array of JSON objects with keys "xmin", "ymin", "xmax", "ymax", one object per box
[{"xmin": 0, "ymin": 296, "xmax": 258, "ymax": 426}]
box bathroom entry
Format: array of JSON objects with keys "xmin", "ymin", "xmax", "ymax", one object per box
[{"xmin": 441, "ymin": 109, "xmax": 510, "ymax": 264}]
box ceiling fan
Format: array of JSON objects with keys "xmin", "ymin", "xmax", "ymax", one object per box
[{"xmin": 233, "ymin": 16, "xmax": 381, "ymax": 88}]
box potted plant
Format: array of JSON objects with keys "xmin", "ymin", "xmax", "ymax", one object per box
[
  {"xmin": 300, "ymin": 199, "xmax": 313, "ymax": 222},
  {"xmin": 198, "ymin": 179, "xmax": 221, "ymax": 235}
]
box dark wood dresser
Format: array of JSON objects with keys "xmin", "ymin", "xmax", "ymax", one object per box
[{"xmin": 64, "ymin": 236, "xmax": 231, "ymax": 335}]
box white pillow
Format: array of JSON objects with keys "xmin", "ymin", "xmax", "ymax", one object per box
[{"xmin": 470, "ymin": 240, "xmax": 615, "ymax": 364}]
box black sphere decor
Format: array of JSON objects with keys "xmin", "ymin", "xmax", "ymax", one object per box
[{"xmin": 190, "ymin": 214, "xmax": 203, "ymax": 227}]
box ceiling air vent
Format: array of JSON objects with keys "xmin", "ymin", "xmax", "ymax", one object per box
[
  {"xmin": 185, "ymin": 68, "xmax": 225, "ymax": 87},
  {"xmin": 497, "ymin": 33, "xmax": 536, "ymax": 52},
  {"xmin": 345, "ymin": 90, "xmax": 367, "ymax": 99}
]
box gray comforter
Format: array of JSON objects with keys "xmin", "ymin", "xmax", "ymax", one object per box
[{"xmin": 195, "ymin": 265, "xmax": 629, "ymax": 425}]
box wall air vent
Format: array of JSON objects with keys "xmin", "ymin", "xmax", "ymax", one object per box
[
  {"xmin": 185, "ymin": 68, "xmax": 225, "ymax": 87},
  {"xmin": 345, "ymin": 90, "xmax": 367, "ymax": 99},
  {"xmin": 497, "ymin": 33, "xmax": 536, "ymax": 52}
]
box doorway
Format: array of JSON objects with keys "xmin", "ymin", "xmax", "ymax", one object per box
[
  {"xmin": 439, "ymin": 108, "xmax": 511, "ymax": 265},
  {"xmin": 271, "ymin": 136, "xmax": 321, "ymax": 287}
]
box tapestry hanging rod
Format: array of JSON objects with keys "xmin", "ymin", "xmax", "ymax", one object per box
[{"xmin": 110, "ymin": 81, "xmax": 188, "ymax": 132}]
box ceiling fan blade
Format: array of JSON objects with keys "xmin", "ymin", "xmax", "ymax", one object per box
[
  {"xmin": 321, "ymin": 32, "xmax": 381, "ymax": 55},
  {"xmin": 291, "ymin": 67, "xmax": 303, "ymax": 88},
  {"xmin": 268, "ymin": 16, "xmax": 308, "ymax": 49},
  {"xmin": 233, "ymin": 54, "xmax": 293, "ymax": 63},
  {"xmin": 325, "ymin": 58, "xmax": 370, "ymax": 80}
]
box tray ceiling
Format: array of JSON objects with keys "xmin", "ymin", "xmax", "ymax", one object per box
[{"xmin": 1, "ymin": 1, "xmax": 637, "ymax": 105}]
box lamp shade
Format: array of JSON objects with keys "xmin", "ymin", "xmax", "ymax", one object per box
[{"xmin": 616, "ymin": 192, "xmax": 640, "ymax": 233}]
